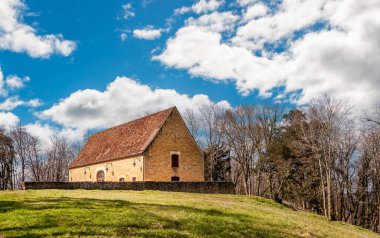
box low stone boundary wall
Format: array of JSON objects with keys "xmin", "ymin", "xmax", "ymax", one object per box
[{"xmin": 24, "ymin": 181, "xmax": 235, "ymax": 194}]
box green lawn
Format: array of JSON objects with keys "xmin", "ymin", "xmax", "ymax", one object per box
[{"xmin": 0, "ymin": 190, "xmax": 378, "ymax": 238}]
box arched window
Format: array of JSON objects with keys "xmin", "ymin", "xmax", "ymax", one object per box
[
  {"xmin": 119, "ymin": 178, "xmax": 125, "ymax": 182},
  {"xmin": 96, "ymin": 170, "xmax": 105, "ymax": 182}
]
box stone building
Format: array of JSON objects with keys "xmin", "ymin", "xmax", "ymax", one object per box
[{"xmin": 69, "ymin": 107, "xmax": 204, "ymax": 182}]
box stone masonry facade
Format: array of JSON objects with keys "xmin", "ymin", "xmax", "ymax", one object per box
[
  {"xmin": 144, "ymin": 109, "xmax": 204, "ymax": 181},
  {"xmin": 69, "ymin": 155, "xmax": 143, "ymax": 182}
]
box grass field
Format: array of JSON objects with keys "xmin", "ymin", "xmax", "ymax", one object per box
[{"xmin": 0, "ymin": 190, "xmax": 378, "ymax": 238}]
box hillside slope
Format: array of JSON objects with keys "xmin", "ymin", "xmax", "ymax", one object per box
[{"xmin": 0, "ymin": 190, "xmax": 378, "ymax": 238}]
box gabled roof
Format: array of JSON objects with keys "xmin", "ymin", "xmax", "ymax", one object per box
[{"xmin": 70, "ymin": 107, "xmax": 175, "ymax": 169}]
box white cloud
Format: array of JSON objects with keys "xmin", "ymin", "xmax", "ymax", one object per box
[
  {"xmin": 0, "ymin": 0, "xmax": 76, "ymax": 58},
  {"xmin": 0, "ymin": 111, "xmax": 19, "ymax": 129},
  {"xmin": 39, "ymin": 77, "xmax": 230, "ymax": 130},
  {"xmin": 122, "ymin": 3, "xmax": 135, "ymax": 20},
  {"xmin": 26, "ymin": 98, "xmax": 42, "ymax": 107},
  {"xmin": 193, "ymin": 0, "xmax": 225, "ymax": 14},
  {"xmin": 0, "ymin": 96, "xmax": 23, "ymax": 110},
  {"xmin": 1, "ymin": 67, "xmax": 33, "ymax": 97},
  {"xmin": 237, "ymin": 0, "xmax": 257, "ymax": 6},
  {"xmin": 0, "ymin": 68, "xmax": 41, "ymax": 110},
  {"xmin": 133, "ymin": 27, "xmax": 162, "ymax": 40},
  {"xmin": 24, "ymin": 122, "xmax": 54, "ymax": 148},
  {"xmin": 0, "ymin": 96, "xmax": 42, "ymax": 111},
  {"xmin": 174, "ymin": 6, "xmax": 192, "ymax": 15},
  {"xmin": 233, "ymin": 0, "xmax": 329, "ymax": 50},
  {"xmin": 18, "ymin": 122, "xmax": 84, "ymax": 149},
  {"xmin": 0, "ymin": 68, "xmax": 6, "ymax": 96},
  {"xmin": 186, "ymin": 11, "xmax": 239, "ymax": 32},
  {"xmin": 120, "ymin": 33, "xmax": 128, "ymax": 41},
  {"xmin": 155, "ymin": 0, "xmax": 380, "ymax": 109},
  {"xmin": 175, "ymin": 0, "xmax": 224, "ymax": 15},
  {"xmin": 5, "ymin": 75, "xmax": 30, "ymax": 89},
  {"xmin": 243, "ymin": 3, "xmax": 268, "ymax": 21},
  {"xmin": 153, "ymin": 25, "xmax": 279, "ymax": 96}
]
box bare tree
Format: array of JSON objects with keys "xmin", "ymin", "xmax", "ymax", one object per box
[
  {"xmin": 25, "ymin": 135, "xmax": 44, "ymax": 182},
  {"xmin": 222, "ymin": 106, "xmax": 258, "ymax": 195},
  {"xmin": 10, "ymin": 124, "xmax": 30, "ymax": 189},
  {"xmin": 254, "ymin": 104, "xmax": 284, "ymax": 198},
  {"xmin": 356, "ymin": 123, "xmax": 380, "ymax": 231},
  {"xmin": 45, "ymin": 136, "xmax": 76, "ymax": 182},
  {"xmin": 364, "ymin": 106, "xmax": 380, "ymax": 125},
  {"xmin": 296, "ymin": 96, "xmax": 354, "ymax": 220},
  {"xmin": 183, "ymin": 108, "xmax": 202, "ymax": 144}
]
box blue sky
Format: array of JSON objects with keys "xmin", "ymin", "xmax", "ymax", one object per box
[
  {"xmin": 0, "ymin": 0, "xmax": 379, "ymax": 144},
  {"xmin": 1, "ymin": 1, "xmax": 272, "ymax": 122}
]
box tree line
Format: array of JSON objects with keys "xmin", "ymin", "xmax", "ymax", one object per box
[
  {"xmin": 0, "ymin": 125, "xmax": 80, "ymax": 190},
  {"xmin": 184, "ymin": 96, "xmax": 380, "ymax": 233}
]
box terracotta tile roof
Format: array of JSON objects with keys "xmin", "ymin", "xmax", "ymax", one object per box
[{"xmin": 70, "ymin": 107, "xmax": 175, "ymax": 168}]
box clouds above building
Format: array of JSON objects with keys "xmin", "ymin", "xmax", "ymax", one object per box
[
  {"xmin": 156, "ymin": 0, "xmax": 380, "ymax": 109},
  {"xmin": 0, "ymin": 0, "xmax": 76, "ymax": 58},
  {"xmin": 40, "ymin": 76, "xmax": 230, "ymax": 130},
  {"xmin": 1, "ymin": 0, "xmax": 378, "ymax": 145}
]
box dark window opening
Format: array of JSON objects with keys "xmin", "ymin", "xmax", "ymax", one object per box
[
  {"xmin": 171, "ymin": 154, "xmax": 179, "ymax": 168},
  {"xmin": 132, "ymin": 177, "xmax": 136, "ymax": 182},
  {"xmin": 171, "ymin": 176, "xmax": 180, "ymax": 181},
  {"xmin": 119, "ymin": 178, "xmax": 125, "ymax": 182}
]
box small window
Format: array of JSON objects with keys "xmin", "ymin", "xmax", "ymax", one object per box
[
  {"xmin": 171, "ymin": 176, "xmax": 180, "ymax": 181},
  {"xmin": 132, "ymin": 177, "xmax": 136, "ymax": 182},
  {"xmin": 119, "ymin": 178, "xmax": 125, "ymax": 182},
  {"xmin": 171, "ymin": 154, "xmax": 179, "ymax": 168}
]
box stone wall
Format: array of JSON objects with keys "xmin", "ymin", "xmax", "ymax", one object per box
[
  {"xmin": 144, "ymin": 108, "xmax": 204, "ymax": 181},
  {"xmin": 24, "ymin": 181, "xmax": 235, "ymax": 194}
]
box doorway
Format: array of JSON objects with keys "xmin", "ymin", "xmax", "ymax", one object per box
[{"xmin": 97, "ymin": 170, "xmax": 105, "ymax": 182}]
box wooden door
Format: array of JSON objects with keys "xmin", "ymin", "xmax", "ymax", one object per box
[{"xmin": 97, "ymin": 170, "xmax": 105, "ymax": 182}]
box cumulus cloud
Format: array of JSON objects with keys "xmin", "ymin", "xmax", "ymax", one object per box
[
  {"xmin": 0, "ymin": 0, "xmax": 76, "ymax": 58},
  {"xmin": 175, "ymin": 0, "xmax": 225, "ymax": 15},
  {"xmin": 39, "ymin": 77, "xmax": 230, "ymax": 130},
  {"xmin": 133, "ymin": 27, "xmax": 162, "ymax": 40},
  {"xmin": 0, "ymin": 111, "xmax": 19, "ymax": 129},
  {"xmin": 155, "ymin": 0, "xmax": 380, "ymax": 109},
  {"xmin": 232, "ymin": 0, "xmax": 329, "ymax": 50}
]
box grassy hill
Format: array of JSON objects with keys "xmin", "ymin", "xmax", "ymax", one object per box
[{"xmin": 0, "ymin": 190, "xmax": 378, "ymax": 238}]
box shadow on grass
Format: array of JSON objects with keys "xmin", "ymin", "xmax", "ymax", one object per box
[{"xmin": 0, "ymin": 197, "xmax": 302, "ymax": 238}]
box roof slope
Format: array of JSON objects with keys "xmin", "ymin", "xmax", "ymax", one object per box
[{"xmin": 70, "ymin": 107, "xmax": 175, "ymax": 168}]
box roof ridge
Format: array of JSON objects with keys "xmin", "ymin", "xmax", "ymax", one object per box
[{"xmin": 89, "ymin": 106, "xmax": 176, "ymax": 138}]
